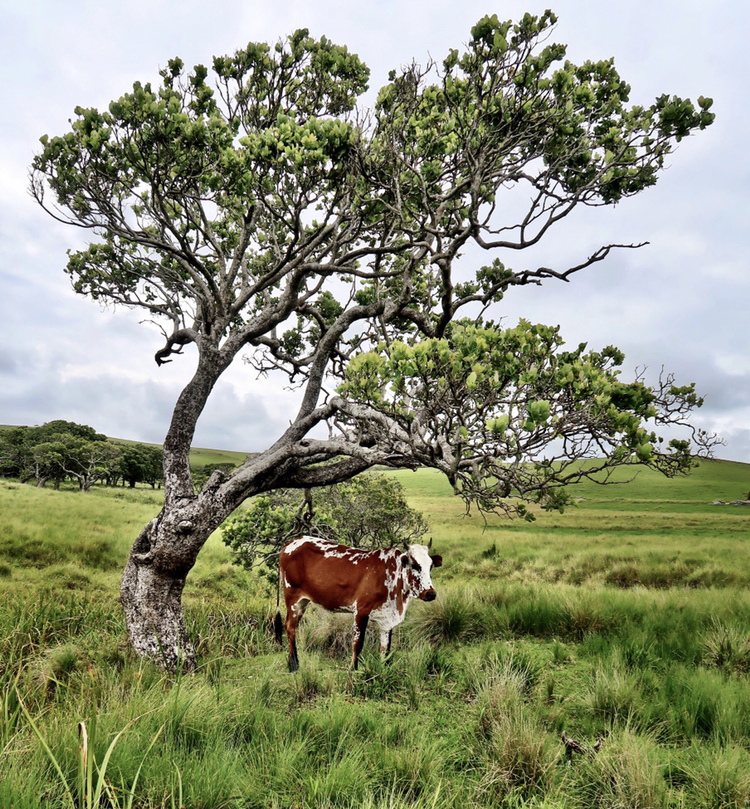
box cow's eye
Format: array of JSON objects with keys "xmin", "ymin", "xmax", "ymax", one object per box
[{"xmin": 411, "ymin": 561, "xmax": 422, "ymax": 573}]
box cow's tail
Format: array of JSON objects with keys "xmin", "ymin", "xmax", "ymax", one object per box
[{"xmin": 274, "ymin": 563, "xmax": 283, "ymax": 644}]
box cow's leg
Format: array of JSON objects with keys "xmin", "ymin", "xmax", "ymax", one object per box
[
  {"xmin": 380, "ymin": 628, "xmax": 393, "ymax": 661},
  {"xmin": 351, "ymin": 613, "xmax": 370, "ymax": 671},
  {"xmin": 286, "ymin": 597, "xmax": 309, "ymax": 673}
]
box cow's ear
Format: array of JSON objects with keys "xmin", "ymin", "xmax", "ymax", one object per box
[
  {"xmin": 430, "ymin": 554, "xmax": 443, "ymax": 568},
  {"xmin": 400, "ymin": 553, "xmax": 410, "ymax": 566}
]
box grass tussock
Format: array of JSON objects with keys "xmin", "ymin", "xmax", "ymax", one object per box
[{"xmin": 573, "ymin": 729, "xmax": 669, "ymax": 809}]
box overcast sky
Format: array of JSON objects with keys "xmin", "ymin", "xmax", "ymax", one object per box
[{"xmin": 1, "ymin": 0, "xmax": 748, "ymax": 462}]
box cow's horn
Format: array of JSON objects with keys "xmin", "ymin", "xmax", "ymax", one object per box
[{"xmin": 428, "ymin": 537, "xmax": 433, "ymax": 549}]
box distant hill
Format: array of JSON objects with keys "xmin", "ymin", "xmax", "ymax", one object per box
[
  {"xmin": 105, "ymin": 436, "xmax": 253, "ymax": 470},
  {"xmin": 187, "ymin": 446, "xmax": 253, "ymax": 470}
]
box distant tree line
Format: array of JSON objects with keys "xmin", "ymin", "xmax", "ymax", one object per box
[{"xmin": 0, "ymin": 420, "xmax": 164, "ymax": 491}]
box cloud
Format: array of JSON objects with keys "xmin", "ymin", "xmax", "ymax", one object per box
[{"xmin": 1, "ymin": 0, "xmax": 748, "ymax": 463}]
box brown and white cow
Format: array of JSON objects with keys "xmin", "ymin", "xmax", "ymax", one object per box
[{"xmin": 274, "ymin": 536, "xmax": 442, "ymax": 672}]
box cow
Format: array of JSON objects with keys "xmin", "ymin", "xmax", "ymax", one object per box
[{"xmin": 274, "ymin": 536, "xmax": 443, "ymax": 672}]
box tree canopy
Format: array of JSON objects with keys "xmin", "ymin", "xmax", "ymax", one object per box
[
  {"xmin": 0, "ymin": 421, "xmax": 164, "ymax": 491},
  {"xmin": 31, "ymin": 11, "xmax": 717, "ymax": 668}
]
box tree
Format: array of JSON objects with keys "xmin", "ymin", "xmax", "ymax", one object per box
[
  {"xmin": 31, "ymin": 433, "xmax": 119, "ymax": 491},
  {"xmin": 0, "ymin": 421, "xmax": 110, "ymax": 488},
  {"xmin": 31, "ymin": 12, "xmax": 716, "ymax": 670},
  {"xmin": 118, "ymin": 443, "xmax": 164, "ymax": 488},
  {"xmin": 0, "ymin": 427, "xmax": 36, "ymax": 481},
  {"xmin": 223, "ymin": 473, "xmax": 429, "ymax": 569}
]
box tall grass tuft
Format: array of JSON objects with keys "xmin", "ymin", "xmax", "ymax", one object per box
[
  {"xmin": 408, "ymin": 589, "xmax": 488, "ymax": 645},
  {"xmin": 473, "ymin": 655, "xmax": 557, "ymax": 802},
  {"xmin": 701, "ymin": 618, "xmax": 750, "ymax": 674},
  {"xmin": 582, "ymin": 657, "xmax": 644, "ymax": 731},
  {"xmin": 679, "ymin": 744, "xmax": 750, "ymax": 809},
  {"xmin": 572, "ymin": 728, "xmax": 668, "ymax": 809}
]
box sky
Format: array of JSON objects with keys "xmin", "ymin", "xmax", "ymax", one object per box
[{"xmin": 1, "ymin": 0, "xmax": 748, "ymax": 462}]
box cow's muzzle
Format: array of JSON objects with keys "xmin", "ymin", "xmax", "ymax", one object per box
[{"xmin": 422, "ymin": 589, "xmax": 437, "ymax": 602}]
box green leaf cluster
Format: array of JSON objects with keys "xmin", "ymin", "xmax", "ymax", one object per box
[
  {"xmin": 222, "ymin": 474, "xmax": 427, "ymax": 569},
  {"xmin": 339, "ymin": 318, "xmax": 704, "ymax": 499}
]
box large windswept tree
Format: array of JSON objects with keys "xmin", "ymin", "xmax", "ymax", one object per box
[{"xmin": 32, "ymin": 11, "xmax": 716, "ymax": 669}]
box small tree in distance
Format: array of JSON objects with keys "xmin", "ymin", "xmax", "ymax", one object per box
[
  {"xmin": 31, "ymin": 11, "xmax": 717, "ymax": 669},
  {"xmin": 223, "ymin": 474, "xmax": 429, "ymax": 570},
  {"xmin": 118, "ymin": 443, "xmax": 164, "ymax": 488}
]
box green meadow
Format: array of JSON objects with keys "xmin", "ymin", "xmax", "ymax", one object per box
[{"xmin": 2, "ymin": 458, "xmax": 750, "ymax": 808}]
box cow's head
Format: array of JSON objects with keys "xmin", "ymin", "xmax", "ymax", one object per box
[{"xmin": 401, "ymin": 541, "xmax": 442, "ymax": 601}]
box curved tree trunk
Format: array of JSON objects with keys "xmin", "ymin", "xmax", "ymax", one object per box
[
  {"xmin": 119, "ymin": 502, "xmax": 222, "ymax": 670},
  {"xmin": 119, "ymin": 515, "xmax": 196, "ymax": 670},
  {"xmin": 119, "ymin": 350, "xmax": 230, "ymax": 670}
]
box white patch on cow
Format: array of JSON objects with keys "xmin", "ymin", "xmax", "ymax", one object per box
[
  {"xmin": 283, "ymin": 535, "xmax": 366, "ymax": 562},
  {"xmin": 283, "ymin": 535, "xmax": 336, "ymax": 555},
  {"xmin": 370, "ymin": 599, "xmax": 403, "ymax": 632},
  {"xmin": 291, "ymin": 597, "xmax": 310, "ymax": 618},
  {"xmin": 370, "ymin": 547, "xmax": 415, "ymax": 633}
]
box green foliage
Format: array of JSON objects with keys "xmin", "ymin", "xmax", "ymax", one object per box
[
  {"xmin": 116, "ymin": 443, "xmax": 163, "ymax": 488},
  {"xmin": 0, "ymin": 421, "xmax": 121, "ymax": 491},
  {"xmin": 222, "ymin": 473, "xmax": 428, "ymax": 568},
  {"xmin": 0, "ymin": 423, "xmax": 167, "ymax": 492},
  {"xmin": 32, "ymin": 29, "xmax": 369, "ymax": 314},
  {"xmin": 340, "ymin": 320, "xmax": 706, "ymax": 515},
  {"xmin": 30, "ymin": 12, "xmax": 715, "ymax": 523}
]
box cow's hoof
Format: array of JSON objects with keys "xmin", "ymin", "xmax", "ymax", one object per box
[{"xmin": 288, "ymin": 657, "xmax": 299, "ymax": 673}]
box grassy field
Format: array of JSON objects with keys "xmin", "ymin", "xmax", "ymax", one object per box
[{"xmin": 2, "ymin": 459, "xmax": 750, "ymax": 808}]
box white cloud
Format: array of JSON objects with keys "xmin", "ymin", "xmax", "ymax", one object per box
[
  {"xmin": 715, "ymin": 355, "xmax": 750, "ymax": 379},
  {"xmin": 1, "ymin": 0, "xmax": 749, "ymax": 462}
]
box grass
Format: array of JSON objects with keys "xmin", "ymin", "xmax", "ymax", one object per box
[
  {"xmin": 389, "ymin": 460, "xmax": 750, "ymax": 589},
  {"xmin": 1, "ymin": 459, "xmax": 750, "ymax": 807}
]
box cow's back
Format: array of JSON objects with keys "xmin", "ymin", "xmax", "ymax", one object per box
[{"xmin": 280, "ymin": 538, "xmax": 390, "ymax": 613}]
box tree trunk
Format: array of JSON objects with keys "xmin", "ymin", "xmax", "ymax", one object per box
[
  {"xmin": 119, "ymin": 465, "xmax": 239, "ymax": 670},
  {"xmin": 119, "ymin": 510, "xmax": 208, "ymax": 671},
  {"xmin": 121, "ymin": 551, "xmax": 193, "ymax": 671},
  {"xmin": 120, "ymin": 348, "xmax": 275, "ymax": 670}
]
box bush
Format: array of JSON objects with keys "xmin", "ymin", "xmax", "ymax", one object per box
[{"xmin": 223, "ymin": 473, "xmax": 428, "ymax": 569}]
